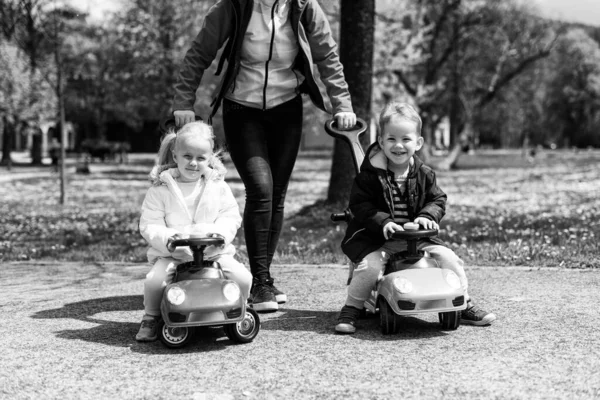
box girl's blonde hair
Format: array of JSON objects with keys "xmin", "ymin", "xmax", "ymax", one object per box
[
  {"xmin": 149, "ymin": 121, "xmax": 226, "ymax": 183},
  {"xmin": 378, "ymin": 102, "xmax": 422, "ymax": 137}
]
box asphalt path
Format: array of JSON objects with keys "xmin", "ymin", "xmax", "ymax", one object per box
[{"xmin": 1, "ymin": 262, "xmax": 599, "ymax": 399}]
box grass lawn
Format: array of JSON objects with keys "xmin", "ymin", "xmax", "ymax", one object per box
[{"xmin": 1, "ymin": 148, "xmax": 599, "ymax": 268}]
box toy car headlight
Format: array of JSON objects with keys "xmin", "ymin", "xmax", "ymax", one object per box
[
  {"xmin": 222, "ymin": 282, "xmax": 241, "ymax": 302},
  {"xmin": 393, "ymin": 277, "xmax": 413, "ymax": 294},
  {"xmin": 444, "ymin": 271, "xmax": 461, "ymax": 289},
  {"xmin": 167, "ymin": 286, "xmax": 186, "ymax": 305}
]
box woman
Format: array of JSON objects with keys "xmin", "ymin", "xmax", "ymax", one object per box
[{"xmin": 172, "ymin": 0, "xmax": 356, "ymax": 312}]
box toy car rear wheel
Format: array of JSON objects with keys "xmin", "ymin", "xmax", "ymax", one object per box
[
  {"xmin": 439, "ymin": 311, "xmax": 460, "ymax": 330},
  {"xmin": 224, "ymin": 308, "xmax": 260, "ymax": 343},
  {"xmin": 379, "ymin": 297, "xmax": 401, "ymax": 335},
  {"xmin": 158, "ymin": 320, "xmax": 194, "ymax": 348}
]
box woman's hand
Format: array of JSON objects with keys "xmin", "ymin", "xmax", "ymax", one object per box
[
  {"xmin": 414, "ymin": 217, "xmax": 439, "ymax": 230},
  {"xmin": 383, "ymin": 221, "xmax": 404, "ymax": 240},
  {"xmin": 173, "ymin": 110, "xmax": 196, "ymax": 128},
  {"xmin": 334, "ymin": 111, "xmax": 357, "ymax": 130}
]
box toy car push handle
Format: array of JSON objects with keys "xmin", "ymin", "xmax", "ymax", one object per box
[
  {"xmin": 330, "ymin": 209, "xmax": 352, "ymax": 222},
  {"xmin": 170, "ymin": 237, "xmax": 225, "ymax": 268},
  {"xmin": 324, "ymin": 118, "xmax": 368, "ymax": 174}
]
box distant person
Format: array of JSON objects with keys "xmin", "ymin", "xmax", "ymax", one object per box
[
  {"xmin": 335, "ymin": 102, "xmax": 496, "ymax": 334},
  {"xmin": 49, "ymin": 137, "xmax": 60, "ymax": 172},
  {"xmin": 171, "ymin": 0, "xmax": 356, "ymax": 312},
  {"xmin": 136, "ymin": 121, "xmax": 252, "ymax": 342}
]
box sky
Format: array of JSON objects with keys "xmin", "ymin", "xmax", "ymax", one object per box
[
  {"xmin": 68, "ymin": 0, "xmax": 600, "ymax": 27},
  {"xmin": 533, "ymin": 0, "xmax": 600, "ymax": 26}
]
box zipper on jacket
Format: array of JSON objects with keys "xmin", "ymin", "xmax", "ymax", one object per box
[
  {"xmin": 262, "ymin": 0, "xmax": 279, "ymax": 110},
  {"xmin": 343, "ymin": 228, "xmax": 366, "ymax": 246}
]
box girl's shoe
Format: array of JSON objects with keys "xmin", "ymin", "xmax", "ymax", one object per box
[
  {"xmin": 335, "ymin": 305, "xmax": 362, "ymax": 334},
  {"xmin": 135, "ymin": 315, "xmax": 159, "ymax": 341},
  {"xmin": 460, "ymin": 301, "xmax": 496, "ymax": 326}
]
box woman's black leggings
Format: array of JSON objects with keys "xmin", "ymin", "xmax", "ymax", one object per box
[{"xmin": 222, "ymin": 96, "xmax": 303, "ymax": 284}]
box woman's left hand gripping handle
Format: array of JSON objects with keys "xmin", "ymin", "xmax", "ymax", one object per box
[{"xmin": 173, "ymin": 110, "xmax": 196, "ymax": 128}]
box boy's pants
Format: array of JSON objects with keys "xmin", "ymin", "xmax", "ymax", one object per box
[
  {"xmin": 345, "ymin": 241, "xmax": 469, "ymax": 310},
  {"xmin": 144, "ymin": 255, "xmax": 253, "ymax": 317}
]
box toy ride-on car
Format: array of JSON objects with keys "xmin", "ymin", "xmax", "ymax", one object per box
[
  {"xmin": 158, "ymin": 236, "xmax": 260, "ymax": 348},
  {"xmin": 325, "ymin": 119, "xmax": 467, "ymax": 334},
  {"xmin": 364, "ymin": 225, "xmax": 467, "ymax": 334}
]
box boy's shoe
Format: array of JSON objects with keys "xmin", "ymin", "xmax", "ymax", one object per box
[
  {"xmin": 461, "ymin": 301, "xmax": 496, "ymax": 326},
  {"xmin": 135, "ymin": 315, "xmax": 159, "ymax": 342},
  {"xmin": 335, "ymin": 305, "xmax": 362, "ymax": 334},
  {"xmin": 270, "ymin": 284, "xmax": 287, "ymax": 304},
  {"xmin": 251, "ymin": 283, "xmax": 278, "ymax": 312}
]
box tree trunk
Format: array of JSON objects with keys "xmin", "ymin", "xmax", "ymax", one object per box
[
  {"xmin": 1, "ymin": 115, "xmax": 14, "ymax": 167},
  {"xmin": 327, "ymin": 0, "xmax": 375, "ymax": 205}
]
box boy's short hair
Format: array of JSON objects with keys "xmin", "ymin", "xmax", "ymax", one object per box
[{"xmin": 378, "ymin": 102, "xmax": 422, "ymax": 137}]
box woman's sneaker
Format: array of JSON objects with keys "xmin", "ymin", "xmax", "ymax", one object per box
[
  {"xmin": 461, "ymin": 301, "xmax": 496, "ymax": 326},
  {"xmin": 251, "ymin": 283, "xmax": 278, "ymax": 312},
  {"xmin": 335, "ymin": 305, "xmax": 362, "ymax": 334},
  {"xmin": 135, "ymin": 314, "xmax": 159, "ymax": 342},
  {"xmin": 270, "ymin": 284, "xmax": 287, "ymax": 304}
]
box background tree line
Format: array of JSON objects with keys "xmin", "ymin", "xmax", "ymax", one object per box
[{"xmin": 1, "ymin": 0, "xmax": 600, "ymax": 198}]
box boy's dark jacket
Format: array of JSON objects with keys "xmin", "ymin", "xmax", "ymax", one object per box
[{"xmin": 341, "ymin": 142, "xmax": 447, "ymax": 263}]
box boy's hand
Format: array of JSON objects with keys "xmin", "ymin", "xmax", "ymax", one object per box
[
  {"xmin": 414, "ymin": 217, "xmax": 439, "ymax": 230},
  {"xmin": 167, "ymin": 233, "xmax": 185, "ymax": 252},
  {"xmin": 173, "ymin": 110, "xmax": 195, "ymax": 127},
  {"xmin": 383, "ymin": 222, "xmax": 404, "ymax": 240}
]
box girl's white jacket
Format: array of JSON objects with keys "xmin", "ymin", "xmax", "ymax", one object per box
[{"xmin": 139, "ymin": 168, "xmax": 241, "ymax": 263}]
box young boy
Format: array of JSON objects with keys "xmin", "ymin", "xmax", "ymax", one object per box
[{"xmin": 335, "ymin": 102, "xmax": 496, "ymax": 334}]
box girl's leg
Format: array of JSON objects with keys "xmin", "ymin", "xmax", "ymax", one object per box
[
  {"xmin": 213, "ymin": 254, "xmax": 253, "ymax": 300},
  {"xmin": 137, "ymin": 257, "xmax": 178, "ymax": 342},
  {"xmin": 420, "ymin": 244, "xmax": 469, "ymax": 299},
  {"xmin": 143, "ymin": 257, "xmax": 179, "ymax": 316}
]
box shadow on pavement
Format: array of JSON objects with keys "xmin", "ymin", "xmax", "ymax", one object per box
[
  {"xmin": 31, "ymin": 295, "xmax": 236, "ymax": 353},
  {"xmin": 260, "ymin": 307, "xmax": 449, "ymax": 340}
]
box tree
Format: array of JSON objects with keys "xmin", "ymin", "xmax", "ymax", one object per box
[
  {"xmin": 0, "ymin": 34, "xmax": 54, "ymax": 166},
  {"xmin": 326, "ymin": 0, "xmax": 375, "ymax": 205},
  {"xmin": 545, "ymin": 29, "xmax": 600, "ymax": 147},
  {"xmin": 374, "ymin": 0, "xmax": 559, "ymax": 169}
]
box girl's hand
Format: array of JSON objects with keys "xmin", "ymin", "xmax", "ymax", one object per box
[
  {"xmin": 173, "ymin": 110, "xmax": 196, "ymax": 127},
  {"xmin": 167, "ymin": 233, "xmax": 184, "ymax": 252},
  {"xmin": 383, "ymin": 221, "xmax": 404, "ymax": 240},
  {"xmin": 414, "ymin": 217, "xmax": 439, "ymax": 230},
  {"xmin": 334, "ymin": 111, "xmax": 357, "ymax": 130},
  {"xmin": 207, "ymin": 233, "xmax": 225, "ymax": 248}
]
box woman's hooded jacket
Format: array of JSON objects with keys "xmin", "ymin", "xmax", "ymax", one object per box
[
  {"xmin": 341, "ymin": 143, "xmax": 447, "ymax": 263},
  {"xmin": 139, "ymin": 168, "xmax": 242, "ymax": 263},
  {"xmin": 172, "ymin": 0, "xmax": 353, "ymax": 121}
]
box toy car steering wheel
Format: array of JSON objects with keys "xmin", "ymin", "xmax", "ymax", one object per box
[{"xmin": 170, "ymin": 237, "xmax": 225, "ymax": 268}]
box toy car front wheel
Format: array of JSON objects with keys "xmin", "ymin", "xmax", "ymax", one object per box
[
  {"xmin": 379, "ymin": 297, "xmax": 401, "ymax": 335},
  {"xmin": 158, "ymin": 320, "xmax": 194, "ymax": 348},
  {"xmin": 224, "ymin": 308, "xmax": 260, "ymax": 343},
  {"xmin": 439, "ymin": 311, "xmax": 460, "ymax": 330}
]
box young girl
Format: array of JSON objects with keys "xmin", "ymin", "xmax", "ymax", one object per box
[{"xmin": 136, "ymin": 121, "xmax": 252, "ymax": 342}]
